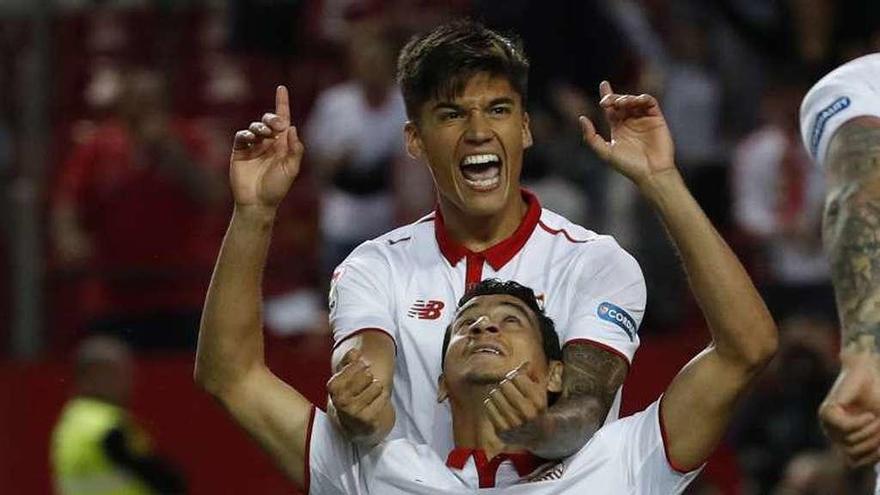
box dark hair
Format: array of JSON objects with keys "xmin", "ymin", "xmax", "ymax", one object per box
[
  {"xmin": 440, "ymin": 279, "xmax": 561, "ymax": 370},
  {"xmin": 396, "ymin": 19, "xmax": 530, "ymax": 120}
]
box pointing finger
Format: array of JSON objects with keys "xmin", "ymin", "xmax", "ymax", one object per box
[
  {"xmin": 276, "ymin": 85, "xmax": 291, "ymax": 126},
  {"xmin": 599, "ymin": 80, "xmax": 612, "ymax": 99}
]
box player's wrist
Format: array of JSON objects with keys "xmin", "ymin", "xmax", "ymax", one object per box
[
  {"xmin": 840, "ymin": 339, "xmax": 880, "ymax": 368},
  {"xmin": 232, "ymin": 204, "xmax": 278, "ymax": 227},
  {"xmin": 636, "ymin": 168, "xmax": 686, "ymax": 204}
]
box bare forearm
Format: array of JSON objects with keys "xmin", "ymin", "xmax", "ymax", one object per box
[
  {"xmin": 195, "ymin": 207, "xmax": 276, "ymax": 395},
  {"xmin": 823, "ymin": 120, "xmax": 880, "ymax": 357},
  {"xmin": 521, "ymin": 344, "xmax": 626, "ymax": 459},
  {"xmin": 641, "ymin": 170, "xmax": 776, "ymax": 367}
]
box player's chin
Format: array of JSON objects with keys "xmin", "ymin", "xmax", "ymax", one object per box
[{"xmin": 458, "ymin": 187, "xmax": 509, "ymax": 217}]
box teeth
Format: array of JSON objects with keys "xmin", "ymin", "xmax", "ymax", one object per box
[
  {"xmin": 462, "ymin": 154, "xmax": 500, "ymax": 166},
  {"xmin": 475, "ymin": 347, "xmax": 500, "ymax": 355}
]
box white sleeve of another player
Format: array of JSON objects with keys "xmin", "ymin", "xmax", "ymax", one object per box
[
  {"xmin": 328, "ymin": 241, "xmax": 397, "ymax": 347},
  {"xmin": 621, "ymin": 400, "xmax": 703, "ymax": 494},
  {"xmin": 566, "ymin": 238, "xmax": 646, "ymax": 364},
  {"xmin": 799, "ymin": 56, "xmax": 880, "ymax": 169},
  {"xmin": 308, "ymin": 408, "xmax": 365, "ymax": 495}
]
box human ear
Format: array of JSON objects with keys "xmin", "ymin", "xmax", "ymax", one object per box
[
  {"xmin": 437, "ymin": 373, "xmax": 449, "ymax": 403},
  {"xmin": 546, "ymin": 360, "xmax": 563, "ymax": 393},
  {"xmin": 522, "ymin": 111, "xmax": 533, "ymax": 149},
  {"xmin": 405, "ymin": 121, "xmax": 425, "ymax": 160}
]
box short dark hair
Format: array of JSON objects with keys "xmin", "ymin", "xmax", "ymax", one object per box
[
  {"xmin": 440, "ymin": 279, "xmax": 561, "ymax": 371},
  {"xmin": 396, "ymin": 19, "xmax": 530, "ymax": 120}
]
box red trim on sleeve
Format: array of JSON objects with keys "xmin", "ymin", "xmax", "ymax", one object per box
[
  {"xmin": 434, "ymin": 190, "xmax": 542, "ymax": 270},
  {"xmin": 332, "ymin": 327, "xmax": 397, "ymax": 355},
  {"xmin": 304, "ymin": 405, "xmax": 316, "ymax": 494},
  {"xmin": 537, "ymin": 220, "xmax": 589, "ymax": 243},
  {"xmin": 563, "ymin": 338, "xmax": 631, "ymax": 368},
  {"xmin": 657, "ymin": 396, "xmax": 702, "ymax": 474}
]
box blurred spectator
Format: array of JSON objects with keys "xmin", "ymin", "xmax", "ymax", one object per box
[
  {"xmin": 731, "ymin": 74, "xmax": 832, "ymax": 320},
  {"xmin": 304, "ymin": 26, "xmax": 412, "ymax": 276},
  {"xmin": 731, "ymin": 314, "xmax": 837, "ymax": 492},
  {"xmin": 772, "ymin": 450, "xmax": 873, "ymax": 495},
  {"xmin": 50, "ymin": 335, "xmax": 186, "ymax": 494},
  {"xmin": 50, "ymin": 68, "xmax": 227, "ymax": 349}
]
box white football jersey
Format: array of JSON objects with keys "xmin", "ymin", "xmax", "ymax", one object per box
[
  {"xmin": 307, "ymin": 400, "xmax": 702, "ymax": 494},
  {"xmin": 800, "ymin": 53, "xmax": 880, "ymax": 168},
  {"xmin": 329, "ymin": 191, "xmax": 646, "ymax": 455}
]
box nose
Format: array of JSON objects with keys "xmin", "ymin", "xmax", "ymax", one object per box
[
  {"xmin": 464, "ymin": 110, "xmax": 493, "ymax": 145},
  {"xmin": 468, "ymin": 315, "xmax": 499, "ymax": 335}
]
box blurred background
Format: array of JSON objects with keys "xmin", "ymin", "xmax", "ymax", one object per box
[{"xmin": 0, "ymin": 0, "xmax": 879, "ymax": 493}]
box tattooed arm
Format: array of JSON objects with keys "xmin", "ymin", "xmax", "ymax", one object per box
[
  {"xmin": 495, "ymin": 342, "xmax": 628, "ymax": 459},
  {"xmin": 817, "ymin": 117, "xmax": 880, "ymax": 467}
]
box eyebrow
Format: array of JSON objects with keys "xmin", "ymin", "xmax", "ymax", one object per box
[
  {"xmin": 454, "ymin": 299, "xmax": 535, "ymax": 325},
  {"xmin": 431, "ymin": 97, "xmax": 516, "ymax": 113}
]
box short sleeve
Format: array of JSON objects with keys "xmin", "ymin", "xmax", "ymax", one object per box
[
  {"xmin": 565, "ymin": 238, "xmax": 646, "ymax": 364},
  {"xmin": 329, "ymin": 241, "xmax": 397, "ymax": 347},
  {"xmin": 800, "ymin": 54, "xmax": 880, "ymax": 168},
  {"xmin": 309, "ymin": 408, "xmax": 363, "ymax": 495},
  {"xmin": 620, "ymin": 400, "xmax": 703, "ymax": 493}
]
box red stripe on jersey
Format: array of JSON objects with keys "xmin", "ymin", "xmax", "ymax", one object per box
[
  {"xmin": 434, "ymin": 190, "xmax": 542, "ymax": 270},
  {"xmin": 465, "ymin": 255, "xmax": 484, "ymax": 292},
  {"xmin": 563, "ymin": 338, "xmax": 631, "ymax": 368},
  {"xmin": 537, "ymin": 220, "xmax": 589, "ymax": 243},
  {"xmin": 446, "ymin": 448, "xmax": 548, "ymax": 488},
  {"xmin": 332, "ymin": 328, "xmax": 398, "ymax": 355},
  {"xmin": 304, "ymin": 406, "xmax": 316, "ymax": 493}
]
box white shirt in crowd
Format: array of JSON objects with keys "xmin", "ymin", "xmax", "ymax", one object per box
[{"xmin": 329, "ymin": 191, "xmax": 646, "ymax": 456}]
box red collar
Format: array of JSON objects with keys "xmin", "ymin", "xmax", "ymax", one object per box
[
  {"xmin": 446, "ymin": 447, "xmax": 548, "ymax": 488},
  {"xmin": 434, "ymin": 190, "xmax": 541, "ymax": 271}
]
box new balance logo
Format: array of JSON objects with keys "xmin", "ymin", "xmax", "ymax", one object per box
[{"xmin": 408, "ymin": 300, "xmax": 445, "ymax": 320}]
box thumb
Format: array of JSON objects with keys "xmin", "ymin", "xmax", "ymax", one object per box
[{"xmin": 579, "ymin": 115, "xmax": 611, "ymax": 161}]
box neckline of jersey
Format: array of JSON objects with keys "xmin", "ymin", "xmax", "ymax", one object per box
[
  {"xmin": 434, "ymin": 189, "xmax": 542, "ymax": 271},
  {"xmin": 445, "ymin": 447, "xmax": 548, "ymax": 488}
]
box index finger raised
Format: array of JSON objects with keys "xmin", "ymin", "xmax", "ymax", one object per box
[{"xmin": 275, "ymin": 85, "xmax": 291, "ymax": 125}]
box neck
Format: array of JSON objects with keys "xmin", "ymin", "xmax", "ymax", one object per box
[
  {"xmin": 448, "ymin": 384, "xmax": 526, "ymax": 460},
  {"xmin": 439, "ymin": 194, "xmax": 528, "ymax": 253}
]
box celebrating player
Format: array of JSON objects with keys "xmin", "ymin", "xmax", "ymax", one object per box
[
  {"xmin": 194, "ymin": 78, "xmax": 777, "ymax": 492},
  {"xmin": 325, "ymin": 19, "xmax": 646, "ymax": 459},
  {"xmin": 799, "ymin": 54, "xmax": 880, "ymax": 468}
]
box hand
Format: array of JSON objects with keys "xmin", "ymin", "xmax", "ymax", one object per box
[
  {"xmin": 230, "ymin": 86, "xmax": 304, "ymax": 212},
  {"xmin": 579, "ymin": 81, "xmax": 675, "ymax": 188},
  {"xmin": 483, "ymin": 362, "xmax": 549, "ymax": 448},
  {"xmin": 818, "ymin": 355, "xmax": 880, "ymax": 467},
  {"xmin": 327, "ymin": 348, "xmax": 390, "ymax": 443}
]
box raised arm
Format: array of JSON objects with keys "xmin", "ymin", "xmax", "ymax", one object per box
[
  {"xmin": 581, "ymin": 81, "xmax": 778, "ymax": 471},
  {"xmin": 194, "ymin": 86, "xmax": 313, "ymax": 485},
  {"xmin": 816, "ymin": 116, "xmax": 880, "ymax": 467}
]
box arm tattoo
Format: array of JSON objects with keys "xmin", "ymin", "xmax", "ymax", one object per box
[
  {"xmin": 824, "ymin": 123, "xmax": 880, "ymax": 354},
  {"xmin": 523, "ymin": 343, "xmax": 628, "ymax": 458}
]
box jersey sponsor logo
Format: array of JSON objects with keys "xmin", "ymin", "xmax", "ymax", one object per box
[
  {"xmin": 809, "ymin": 96, "xmax": 851, "ymax": 158},
  {"xmin": 407, "ymin": 299, "xmax": 445, "ymax": 320},
  {"xmin": 597, "ymin": 302, "xmax": 636, "ymax": 341},
  {"xmin": 328, "ymin": 266, "xmax": 346, "ymax": 311}
]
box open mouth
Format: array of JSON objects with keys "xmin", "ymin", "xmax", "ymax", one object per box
[
  {"xmin": 460, "ymin": 153, "xmax": 502, "ymax": 191},
  {"xmin": 469, "ymin": 342, "xmax": 505, "ymax": 357}
]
